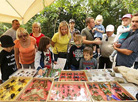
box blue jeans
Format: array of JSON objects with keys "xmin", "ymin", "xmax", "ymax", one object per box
[
  {"xmin": 2, "ymin": 80, "xmax": 6, "ymax": 83},
  {"xmin": 54, "ymin": 54, "xmax": 58, "ymax": 61},
  {"xmin": 71, "ymin": 65, "xmax": 78, "ymax": 70}
]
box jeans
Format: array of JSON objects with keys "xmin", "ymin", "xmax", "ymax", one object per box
[{"xmin": 71, "ymin": 65, "xmax": 78, "ymax": 70}]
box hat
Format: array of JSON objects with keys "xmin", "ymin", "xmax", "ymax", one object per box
[
  {"xmin": 106, "ymin": 25, "xmax": 114, "ymax": 32},
  {"xmin": 0, "ymin": 35, "xmax": 15, "ymax": 47},
  {"xmin": 69, "ymin": 19, "xmax": 75, "ymax": 23},
  {"xmin": 122, "ymin": 14, "xmax": 132, "ymax": 20}
]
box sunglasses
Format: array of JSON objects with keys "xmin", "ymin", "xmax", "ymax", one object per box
[{"xmin": 18, "ymin": 34, "xmax": 28, "ymax": 39}]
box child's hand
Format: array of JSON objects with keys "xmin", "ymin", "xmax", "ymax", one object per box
[
  {"xmin": 93, "ymin": 28, "xmax": 96, "ymax": 30},
  {"xmin": 17, "ymin": 64, "xmax": 21, "ymax": 69},
  {"xmin": 54, "ymin": 61, "xmax": 57, "ymax": 64},
  {"xmin": 38, "ymin": 69, "xmax": 45, "ymax": 76}
]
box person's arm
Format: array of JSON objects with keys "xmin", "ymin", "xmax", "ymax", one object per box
[
  {"xmin": 14, "ymin": 47, "xmax": 21, "ymax": 69},
  {"xmin": 94, "ymin": 59, "xmax": 97, "ymax": 69},
  {"xmin": 82, "ymin": 36, "xmax": 102, "ymax": 45},
  {"xmin": 94, "ymin": 28, "xmax": 104, "ymax": 33},
  {"xmin": 51, "ymin": 41, "xmax": 55, "ymax": 47},
  {"xmin": 113, "ymin": 44, "xmax": 133, "ymax": 55},
  {"xmin": 79, "ymin": 58, "xmax": 83, "ymax": 70},
  {"xmin": 35, "ymin": 51, "xmax": 45, "ymax": 76}
]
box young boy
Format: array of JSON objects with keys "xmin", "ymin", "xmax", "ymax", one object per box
[
  {"xmin": 68, "ymin": 35, "xmax": 84, "ymax": 70},
  {"xmin": 0, "ymin": 35, "xmax": 17, "ymax": 83},
  {"xmin": 110, "ymin": 14, "xmax": 132, "ymax": 62},
  {"xmin": 79, "ymin": 47, "xmax": 97, "ymax": 70}
]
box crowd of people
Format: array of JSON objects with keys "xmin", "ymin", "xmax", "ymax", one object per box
[{"xmin": 0, "ymin": 13, "xmax": 138, "ymax": 83}]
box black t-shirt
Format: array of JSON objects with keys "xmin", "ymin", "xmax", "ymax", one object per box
[
  {"xmin": 68, "ymin": 45, "xmax": 84, "ymax": 69},
  {"xmin": 0, "ymin": 49, "xmax": 17, "ymax": 80}
]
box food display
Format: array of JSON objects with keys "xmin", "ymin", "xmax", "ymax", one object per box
[
  {"xmin": 86, "ymin": 82, "xmax": 136, "ymax": 101},
  {"xmin": 85, "ymin": 69, "xmax": 114, "ymax": 82},
  {"xmin": 17, "ymin": 78, "xmax": 53, "ymax": 101},
  {"xmin": 0, "ymin": 77, "xmax": 31, "ymax": 101},
  {"xmin": 48, "ymin": 82, "xmax": 91, "ymax": 101},
  {"xmin": 59, "ymin": 71, "xmax": 88, "ymax": 81},
  {"xmin": 10, "ymin": 69, "xmax": 36, "ymax": 77}
]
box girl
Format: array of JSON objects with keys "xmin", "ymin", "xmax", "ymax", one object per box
[
  {"xmin": 51, "ymin": 21, "xmax": 71, "ymax": 64},
  {"xmin": 35, "ymin": 36, "xmax": 52, "ymax": 76}
]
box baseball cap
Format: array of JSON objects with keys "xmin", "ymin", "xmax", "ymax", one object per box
[
  {"xmin": 0, "ymin": 35, "xmax": 15, "ymax": 47},
  {"xmin": 106, "ymin": 25, "xmax": 114, "ymax": 32},
  {"xmin": 122, "ymin": 14, "xmax": 132, "ymax": 20},
  {"xmin": 69, "ymin": 19, "xmax": 75, "ymax": 23}
]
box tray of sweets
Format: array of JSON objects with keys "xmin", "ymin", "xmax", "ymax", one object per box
[
  {"xmin": 16, "ymin": 78, "xmax": 53, "ymax": 101},
  {"xmin": 0, "ymin": 76, "xmax": 31, "ymax": 101},
  {"xmin": 86, "ymin": 81, "xmax": 136, "ymax": 102},
  {"xmin": 85, "ymin": 69, "xmax": 114, "ymax": 82},
  {"xmin": 48, "ymin": 81, "xmax": 91, "ymax": 101},
  {"xmin": 10, "ymin": 69, "xmax": 37, "ymax": 77},
  {"xmin": 59, "ymin": 71, "xmax": 88, "ymax": 81}
]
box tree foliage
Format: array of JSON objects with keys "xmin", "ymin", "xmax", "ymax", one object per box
[{"xmin": 0, "ymin": 0, "xmax": 138, "ymax": 37}]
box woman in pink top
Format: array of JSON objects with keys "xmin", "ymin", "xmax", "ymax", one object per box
[
  {"xmin": 30, "ymin": 22, "xmax": 45, "ymax": 47},
  {"xmin": 14, "ymin": 27, "xmax": 36, "ymax": 69}
]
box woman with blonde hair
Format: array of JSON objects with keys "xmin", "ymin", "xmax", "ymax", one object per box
[
  {"xmin": 30, "ymin": 22, "xmax": 45, "ymax": 47},
  {"xmin": 14, "ymin": 27, "xmax": 36, "ymax": 69},
  {"xmin": 51, "ymin": 21, "xmax": 71, "ymax": 65}
]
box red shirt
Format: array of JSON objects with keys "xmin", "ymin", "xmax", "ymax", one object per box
[{"xmin": 30, "ymin": 33, "xmax": 45, "ymax": 47}]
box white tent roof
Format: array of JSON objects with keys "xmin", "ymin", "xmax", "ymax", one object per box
[{"xmin": 0, "ymin": 0, "xmax": 55, "ymax": 24}]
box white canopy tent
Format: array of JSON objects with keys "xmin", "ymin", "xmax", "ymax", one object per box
[{"xmin": 0, "ymin": 0, "xmax": 55, "ymax": 24}]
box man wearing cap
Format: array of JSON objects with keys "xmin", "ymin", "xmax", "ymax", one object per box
[
  {"xmin": 3, "ymin": 19, "xmax": 20, "ymax": 41},
  {"xmin": 81, "ymin": 17, "xmax": 100, "ymax": 48},
  {"xmin": 114, "ymin": 13, "xmax": 138, "ymax": 67},
  {"xmin": 98, "ymin": 25, "xmax": 116, "ymax": 69},
  {"xmin": 0, "ymin": 35, "xmax": 17, "ymax": 82},
  {"xmin": 69, "ymin": 19, "xmax": 79, "ymax": 42}
]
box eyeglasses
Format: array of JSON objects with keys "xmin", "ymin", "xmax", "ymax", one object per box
[{"xmin": 18, "ymin": 34, "xmax": 28, "ymax": 39}]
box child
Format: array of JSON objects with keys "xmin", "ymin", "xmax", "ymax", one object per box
[
  {"xmin": 110, "ymin": 14, "xmax": 132, "ymax": 62},
  {"xmin": 79, "ymin": 47, "xmax": 97, "ymax": 70},
  {"xmin": 68, "ymin": 35, "xmax": 84, "ymax": 70},
  {"xmin": 0, "ymin": 35, "xmax": 17, "ymax": 83},
  {"xmin": 35, "ymin": 36, "xmax": 52, "ymax": 76},
  {"xmin": 93, "ymin": 15, "xmax": 105, "ymax": 57}
]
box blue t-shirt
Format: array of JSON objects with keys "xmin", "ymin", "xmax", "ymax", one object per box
[
  {"xmin": 116, "ymin": 30, "xmax": 138, "ymax": 67},
  {"xmin": 94, "ymin": 24, "xmax": 105, "ymax": 38}
]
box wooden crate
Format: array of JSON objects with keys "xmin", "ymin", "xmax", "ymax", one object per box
[
  {"xmin": 0, "ymin": 76, "xmax": 32, "ymax": 101},
  {"xmin": 58, "ymin": 70, "xmax": 88, "ymax": 81},
  {"xmin": 86, "ymin": 81, "xmax": 137, "ymax": 102},
  {"xmin": 47, "ymin": 81, "xmax": 91, "ymax": 102},
  {"xmin": 16, "ymin": 77, "xmax": 54, "ymax": 102}
]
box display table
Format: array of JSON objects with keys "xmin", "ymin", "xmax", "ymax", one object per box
[{"xmin": 0, "ymin": 69, "xmax": 137, "ymax": 102}]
